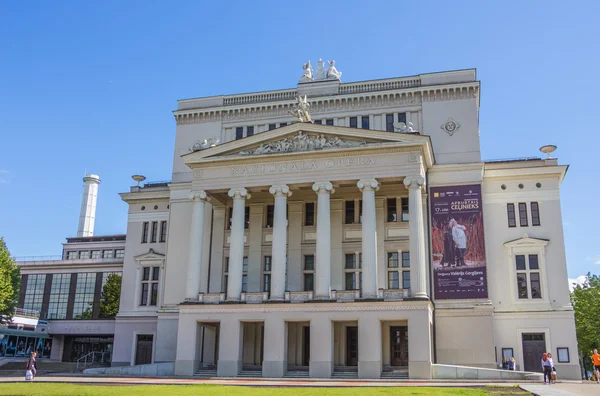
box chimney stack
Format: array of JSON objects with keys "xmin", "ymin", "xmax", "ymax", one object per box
[{"xmin": 77, "ymin": 174, "xmax": 101, "ymax": 237}]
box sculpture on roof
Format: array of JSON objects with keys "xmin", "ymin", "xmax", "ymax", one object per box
[
  {"xmin": 299, "ymin": 61, "xmax": 314, "ymax": 83},
  {"xmin": 288, "ymin": 95, "xmax": 312, "ymax": 123},
  {"xmin": 190, "ymin": 137, "xmax": 220, "ymax": 152},
  {"xmin": 326, "ymin": 60, "xmax": 342, "ymax": 81},
  {"xmin": 315, "ymin": 59, "xmax": 326, "ymax": 80},
  {"xmin": 393, "ymin": 122, "xmax": 415, "ymax": 133}
]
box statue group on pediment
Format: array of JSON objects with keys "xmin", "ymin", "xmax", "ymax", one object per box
[
  {"xmin": 189, "ymin": 137, "xmax": 220, "ymax": 152},
  {"xmin": 299, "ymin": 58, "xmax": 342, "ymax": 83},
  {"xmin": 239, "ymin": 131, "xmax": 365, "ymax": 155}
]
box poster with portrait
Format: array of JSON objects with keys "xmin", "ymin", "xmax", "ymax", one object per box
[{"xmin": 430, "ymin": 184, "xmax": 488, "ymax": 299}]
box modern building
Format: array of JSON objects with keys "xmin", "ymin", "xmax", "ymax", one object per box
[{"xmin": 12, "ymin": 175, "xmax": 124, "ymax": 363}]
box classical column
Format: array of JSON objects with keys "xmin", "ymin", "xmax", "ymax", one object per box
[
  {"xmin": 227, "ymin": 188, "xmax": 250, "ymax": 301},
  {"xmin": 403, "ymin": 176, "xmax": 428, "ymax": 299},
  {"xmin": 185, "ymin": 191, "xmax": 208, "ymax": 300},
  {"xmin": 269, "ymin": 185, "xmax": 291, "ymax": 300},
  {"xmin": 312, "ymin": 182, "xmax": 334, "ymax": 299},
  {"xmin": 357, "ymin": 179, "xmax": 379, "ymax": 299}
]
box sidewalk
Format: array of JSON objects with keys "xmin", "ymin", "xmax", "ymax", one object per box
[{"xmin": 521, "ymin": 383, "xmax": 598, "ymax": 396}]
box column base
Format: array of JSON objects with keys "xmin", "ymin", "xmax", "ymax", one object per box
[
  {"xmin": 358, "ymin": 361, "xmax": 382, "ymax": 379},
  {"xmin": 262, "ymin": 360, "xmax": 285, "ymax": 378},
  {"xmin": 217, "ymin": 359, "xmax": 241, "ymax": 377},
  {"xmin": 408, "ymin": 361, "xmax": 432, "ymax": 379},
  {"xmin": 309, "ymin": 360, "xmax": 332, "ymax": 378},
  {"xmin": 173, "ymin": 359, "xmax": 195, "ymax": 376},
  {"xmin": 269, "ymin": 296, "xmax": 285, "ymax": 302}
]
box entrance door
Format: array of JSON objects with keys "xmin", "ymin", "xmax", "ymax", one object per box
[
  {"xmin": 522, "ymin": 333, "xmax": 546, "ymax": 372},
  {"xmin": 346, "ymin": 326, "xmax": 358, "ymax": 366},
  {"xmin": 390, "ymin": 326, "xmax": 409, "ymax": 366},
  {"xmin": 302, "ymin": 326, "xmax": 310, "ymax": 366},
  {"xmin": 135, "ymin": 335, "xmax": 153, "ymax": 365}
]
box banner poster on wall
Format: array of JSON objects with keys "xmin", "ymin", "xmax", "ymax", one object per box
[{"xmin": 430, "ymin": 184, "xmax": 488, "ymax": 299}]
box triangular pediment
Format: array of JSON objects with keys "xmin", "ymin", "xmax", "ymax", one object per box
[
  {"xmin": 134, "ymin": 249, "xmax": 165, "ymax": 261},
  {"xmin": 504, "ymin": 234, "xmax": 549, "ymax": 248},
  {"xmin": 183, "ymin": 123, "xmax": 431, "ymax": 164}
]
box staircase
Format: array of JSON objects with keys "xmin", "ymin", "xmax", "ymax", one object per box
[
  {"xmin": 284, "ymin": 366, "xmax": 309, "ymax": 378},
  {"xmin": 240, "ymin": 365, "xmax": 263, "ymax": 378},
  {"xmin": 332, "ymin": 366, "xmax": 358, "ymax": 379},
  {"xmin": 194, "ymin": 364, "xmax": 217, "ymax": 378},
  {"xmin": 381, "ymin": 366, "xmax": 409, "ymax": 379}
]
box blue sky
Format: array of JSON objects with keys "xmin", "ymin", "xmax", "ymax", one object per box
[{"xmin": 0, "ymin": 1, "xmax": 598, "ymax": 278}]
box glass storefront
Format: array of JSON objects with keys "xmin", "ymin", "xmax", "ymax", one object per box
[
  {"xmin": 62, "ymin": 336, "xmax": 114, "ymax": 362},
  {"xmin": 0, "ymin": 332, "xmax": 52, "ymax": 358}
]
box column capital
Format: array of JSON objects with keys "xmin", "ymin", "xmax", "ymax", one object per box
[
  {"xmin": 269, "ymin": 184, "xmax": 292, "ymax": 197},
  {"xmin": 228, "ymin": 187, "xmax": 251, "ymax": 200},
  {"xmin": 189, "ymin": 190, "xmax": 209, "ymax": 201},
  {"xmin": 312, "ymin": 182, "xmax": 335, "ymax": 194},
  {"xmin": 403, "ymin": 176, "xmax": 425, "ymax": 189},
  {"xmin": 357, "ymin": 179, "xmax": 379, "ymax": 192}
]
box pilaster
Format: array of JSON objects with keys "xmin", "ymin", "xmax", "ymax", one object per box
[{"xmin": 247, "ymin": 204, "xmax": 264, "ymax": 293}]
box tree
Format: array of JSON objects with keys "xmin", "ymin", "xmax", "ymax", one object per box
[
  {"xmin": 571, "ymin": 272, "xmax": 600, "ymax": 378},
  {"xmin": 0, "ymin": 237, "xmax": 21, "ymax": 324},
  {"xmin": 99, "ymin": 273, "xmax": 122, "ymax": 319}
]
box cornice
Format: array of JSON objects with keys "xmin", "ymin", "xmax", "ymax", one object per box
[
  {"xmin": 436, "ymin": 310, "xmax": 494, "ymax": 317},
  {"xmin": 178, "ymin": 301, "xmax": 432, "ymax": 314},
  {"xmin": 173, "ymin": 83, "xmax": 479, "ymax": 125},
  {"xmin": 120, "ymin": 190, "xmax": 171, "ymax": 203}
]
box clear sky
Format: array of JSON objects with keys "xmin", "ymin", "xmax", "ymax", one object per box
[{"xmin": 1, "ymin": 1, "xmax": 598, "ymax": 278}]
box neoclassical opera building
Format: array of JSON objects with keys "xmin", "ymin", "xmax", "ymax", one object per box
[{"xmin": 112, "ymin": 64, "xmax": 580, "ymax": 379}]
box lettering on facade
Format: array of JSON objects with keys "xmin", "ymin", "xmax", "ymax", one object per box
[
  {"xmin": 231, "ymin": 157, "xmax": 375, "ymax": 176},
  {"xmin": 58, "ymin": 325, "xmax": 102, "ymax": 332}
]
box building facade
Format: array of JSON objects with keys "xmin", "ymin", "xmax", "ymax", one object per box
[{"xmin": 108, "ymin": 67, "xmax": 578, "ymax": 379}]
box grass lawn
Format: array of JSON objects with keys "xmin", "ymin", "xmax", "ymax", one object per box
[{"xmin": 0, "ymin": 384, "xmax": 531, "ymax": 396}]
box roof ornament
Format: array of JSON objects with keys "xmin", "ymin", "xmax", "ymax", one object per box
[
  {"xmin": 299, "ymin": 59, "xmax": 342, "ymax": 82},
  {"xmin": 539, "ymin": 145, "xmax": 557, "ymax": 159},
  {"xmin": 315, "ymin": 59, "xmax": 326, "ymax": 80},
  {"xmin": 326, "ymin": 60, "xmax": 342, "ymax": 81},
  {"xmin": 289, "ymin": 95, "xmax": 312, "ymax": 123},
  {"xmin": 393, "ymin": 121, "xmax": 415, "ymax": 133},
  {"xmin": 299, "ymin": 61, "xmax": 314, "ymax": 83},
  {"xmin": 190, "ymin": 137, "xmax": 220, "ymax": 152}
]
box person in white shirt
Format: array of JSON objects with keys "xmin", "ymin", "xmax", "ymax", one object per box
[{"xmin": 450, "ymin": 219, "xmax": 467, "ymax": 267}]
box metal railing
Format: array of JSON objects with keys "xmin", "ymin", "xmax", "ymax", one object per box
[
  {"xmin": 13, "ymin": 255, "xmax": 62, "ymax": 261},
  {"xmin": 76, "ymin": 351, "xmax": 111, "ymax": 371},
  {"xmin": 13, "ymin": 307, "xmax": 40, "ymax": 319}
]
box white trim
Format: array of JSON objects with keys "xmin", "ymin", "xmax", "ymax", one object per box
[
  {"xmin": 128, "ymin": 213, "xmax": 170, "ymax": 222},
  {"xmin": 504, "ymin": 237, "xmax": 550, "ymax": 307},
  {"xmin": 515, "ymin": 328, "xmax": 551, "ymax": 372}
]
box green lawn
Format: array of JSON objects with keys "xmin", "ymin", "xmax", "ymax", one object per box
[{"xmin": 0, "ymin": 384, "xmax": 530, "ymax": 396}]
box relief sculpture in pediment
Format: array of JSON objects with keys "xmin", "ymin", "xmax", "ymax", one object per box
[{"xmin": 238, "ymin": 132, "xmax": 366, "ymax": 155}]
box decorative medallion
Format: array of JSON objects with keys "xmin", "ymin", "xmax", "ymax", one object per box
[{"xmin": 441, "ymin": 118, "xmax": 461, "ymax": 136}]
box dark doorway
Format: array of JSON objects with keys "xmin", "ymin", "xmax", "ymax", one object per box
[
  {"xmin": 135, "ymin": 334, "xmax": 153, "ymax": 365},
  {"xmin": 522, "ymin": 333, "xmax": 546, "ymax": 372},
  {"xmin": 346, "ymin": 326, "xmax": 358, "ymax": 366},
  {"xmin": 390, "ymin": 326, "xmax": 409, "ymax": 366},
  {"xmin": 302, "ymin": 326, "xmax": 310, "ymax": 366}
]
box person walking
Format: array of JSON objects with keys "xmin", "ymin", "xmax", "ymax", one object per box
[
  {"xmin": 592, "ymin": 348, "xmax": 600, "ymax": 383},
  {"xmin": 541, "ymin": 352, "xmax": 553, "ymax": 384},
  {"xmin": 26, "ymin": 352, "xmax": 37, "ymax": 379},
  {"xmin": 547, "ymin": 352, "xmax": 556, "ymax": 383}
]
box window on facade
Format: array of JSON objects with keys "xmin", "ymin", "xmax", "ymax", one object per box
[
  {"xmin": 73, "ymin": 273, "xmax": 96, "ymax": 317},
  {"xmin": 326, "ymin": 119, "xmax": 334, "ymax": 126},
  {"xmin": 344, "ymin": 254, "xmax": 362, "ymax": 290},
  {"xmin": 518, "ymin": 203, "xmax": 528, "ymax": 227},
  {"xmin": 359, "ymin": 200, "xmax": 363, "ymax": 224},
  {"xmin": 23, "ymin": 274, "xmax": 46, "ymax": 313},
  {"xmin": 516, "ymin": 254, "xmax": 541, "ymax": 299},
  {"xmin": 263, "ymin": 256, "xmax": 272, "ymax": 293},
  {"xmin": 507, "ymin": 204, "xmax": 517, "ymax": 227},
  {"xmin": 386, "ymin": 114, "xmax": 394, "ymax": 132},
  {"xmin": 245, "ymin": 206, "xmax": 250, "ymax": 229},
  {"xmin": 349, "ymin": 116, "xmax": 358, "ymax": 128},
  {"xmin": 141, "ymin": 222, "xmax": 149, "ymax": 243},
  {"xmin": 305, "ymin": 203, "xmax": 315, "ymax": 226},
  {"xmin": 103, "ymin": 250, "xmax": 114, "ymax": 259},
  {"xmin": 47, "ymin": 274, "xmax": 71, "ymax": 320},
  {"xmin": 160, "ymin": 221, "xmax": 167, "ymax": 242},
  {"xmin": 387, "ymin": 198, "xmax": 397, "ymax": 222},
  {"xmin": 140, "ymin": 267, "xmax": 159, "ymax": 306},
  {"xmin": 402, "ymin": 252, "xmax": 410, "ymax": 267},
  {"xmin": 345, "ymin": 201, "xmax": 355, "ymax": 224},
  {"xmin": 531, "ymin": 202, "xmax": 541, "ymax": 226},
  {"xmin": 266, "ymin": 205, "xmax": 274, "ymax": 227},
  {"xmin": 397, "ymin": 112, "xmax": 407, "ymax": 124},
  {"xmin": 102, "ymin": 272, "xmax": 121, "ymax": 289},
  {"xmin": 246, "ymin": 126, "xmax": 254, "ymax": 137},
  {"xmin": 91, "ymin": 251, "xmax": 101, "ymax": 259},
  {"xmin": 150, "ymin": 221, "xmax": 158, "ymax": 243},
  {"xmin": 304, "ymin": 255, "xmax": 314, "ymax": 291},
  {"xmin": 268, "ymin": 123, "xmax": 276, "ymax": 130},
  {"xmin": 401, "ymin": 198, "xmax": 409, "ymax": 222},
  {"xmin": 223, "ymin": 257, "xmax": 248, "ymax": 294},
  {"xmin": 403, "ymin": 271, "xmax": 411, "ymax": 291},
  {"xmin": 361, "ymin": 116, "xmax": 370, "ymax": 129},
  {"xmin": 115, "ymin": 250, "xmax": 125, "ymax": 258},
  {"xmin": 314, "ymin": 119, "xmax": 322, "ymax": 125},
  {"xmin": 235, "ymin": 127, "xmax": 243, "ymax": 140},
  {"xmin": 387, "ymin": 252, "xmax": 399, "ymax": 289},
  {"xmin": 79, "ymin": 251, "xmax": 90, "ymax": 259},
  {"xmin": 67, "ymin": 251, "xmax": 78, "ymax": 260},
  {"xmin": 279, "ymin": 122, "xmax": 287, "ymax": 127}
]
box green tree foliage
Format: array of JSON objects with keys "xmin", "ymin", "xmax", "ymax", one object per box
[
  {"xmin": 571, "ymin": 272, "xmax": 600, "ymax": 376},
  {"xmin": 99, "ymin": 273, "xmax": 122, "ymax": 319},
  {"xmin": 0, "ymin": 237, "xmax": 21, "ymax": 324}
]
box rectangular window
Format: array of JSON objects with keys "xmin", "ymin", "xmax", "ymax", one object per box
[
  {"xmin": 242, "ymin": 275, "xmax": 248, "ymax": 293},
  {"xmin": 245, "ymin": 206, "xmax": 250, "ymax": 229},
  {"xmin": 150, "ymin": 221, "xmax": 158, "ymax": 243},
  {"xmin": 345, "ymin": 254, "xmax": 356, "ymax": 269},
  {"xmin": 246, "ymin": 126, "xmax": 254, "ymax": 137},
  {"xmin": 73, "ymin": 273, "xmax": 96, "ymax": 318},
  {"xmin": 531, "ymin": 202, "xmax": 541, "ymax": 226},
  {"xmin": 303, "ymin": 255, "xmax": 315, "ymax": 291},
  {"xmin": 387, "ymin": 252, "xmax": 399, "ymax": 268},
  {"xmin": 388, "ymin": 271, "xmax": 399, "ymax": 289},
  {"xmin": 386, "ymin": 114, "xmax": 394, "ymax": 132},
  {"xmin": 266, "ymin": 205, "xmax": 274, "ymax": 227},
  {"xmin": 403, "ymin": 271, "xmax": 411, "ymax": 290},
  {"xmin": 305, "ymin": 203, "xmax": 315, "ymax": 226},
  {"xmin": 361, "ymin": 116, "xmax": 370, "ymax": 129},
  {"xmin": 67, "ymin": 251, "xmax": 78, "ymax": 260},
  {"xmin": 304, "ymin": 273, "xmax": 314, "ymax": 292},
  {"xmin": 115, "ymin": 250, "xmax": 125, "ymax": 258},
  {"xmin": 140, "ymin": 267, "xmax": 159, "ymax": 306},
  {"xmin": 235, "ymin": 127, "xmax": 243, "ymax": 140},
  {"xmin": 47, "ymin": 273, "xmax": 71, "ymax": 320},
  {"xmin": 79, "ymin": 251, "xmax": 90, "ymax": 259},
  {"xmin": 23, "ymin": 274, "xmax": 46, "ymax": 313},
  {"xmin": 141, "ymin": 222, "xmax": 149, "ymax": 243},
  {"xmin": 397, "ymin": 112, "xmax": 407, "ymax": 124},
  {"xmin": 326, "ymin": 119, "xmax": 334, "ymax": 126},
  {"xmin": 304, "ymin": 255, "xmax": 314, "ymax": 271},
  {"xmin": 345, "ymin": 273, "xmax": 358, "ymax": 290},
  {"xmin": 358, "ymin": 200, "xmax": 363, "ymax": 224},
  {"xmin": 279, "ymin": 122, "xmax": 287, "ymax": 127},
  {"xmin": 518, "ymin": 203, "xmax": 528, "ymax": 227},
  {"xmin": 91, "ymin": 251, "xmax": 101, "ymax": 259},
  {"xmin": 345, "ymin": 201, "xmax": 355, "ymax": 224},
  {"xmin": 264, "ymin": 256, "xmax": 272, "ymax": 272},
  {"xmin": 269, "ymin": 123, "xmax": 276, "ymax": 130},
  {"xmin": 515, "ymin": 255, "xmax": 526, "ymax": 271},
  {"xmin": 314, "ymin": 119, "xmax": 322, "ymax": 125},
  {"xmin": 160, "ymin": 221, "xmax": 167, "ymax": 242},
  {"xmin": 102, "ymin": 250, "xmax": 114, "ymax": 259},
  {"xmin": 262, "ymin": 256, "xmax": 271, "ymax": 292},
  {"xmin": 401, "ymin": 198, "xmax": 409, "ymax": 222},
  {"xmin": 507, "ymin": 204, "xmax": 516, "ymax": 227},
  {"xmin": 528, "ymin": 254, "xmax": 539, "ymax": 270},
  {"xmin": 150, "ymin": 283, "xmax": 158, "ymax": 305},
  {"xmin": 502, "ymin": 348, "xmax": 514, "ymax": 360},
  {"xmin": 402, "ymin": 252, "xmax": 410, "ymax": 268},
  {"xmin": 349, "ymin": 116, "xmax": 358, "ymax": 128},
  {"xmin": 530, "ymin": 273, "xmax": 541, "ymax": 298},
  {"xmin": 387, "ymin": 198, "xmax": 397, "ymax": 222},
  {"xmin": 517, "ymin": 273, "xmax": 528, "ymax": 299},
  {"xmin": 263, "ymin": 274, "xmax": 271, "ymax": 293}
]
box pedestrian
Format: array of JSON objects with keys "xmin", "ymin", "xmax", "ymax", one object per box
[
  {"xmin": 502, "ymin": 357, "xmax": 508, "ymax": 370},
  {"xmin": 547, "ymin": 352, "xmax": 556, "ymax": 383},
  {"xmin": 26, "ymin": 352, "xmax": 37, "ymax": 380},
  {"xmin": 541, "ymin": 352, "xmax": 552, "ymax": 384},
  {"xmin": 509, "ymin": 357, "xmax": 516, "ymax": 371},
  {"xmin": 592, "ymin": 348, "xmax": 600, "ymax": 383}
]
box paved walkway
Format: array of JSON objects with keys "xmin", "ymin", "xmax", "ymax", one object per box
[{"xmin": 521, "ymin": 383, "xmax": 598, "ymax": 396}]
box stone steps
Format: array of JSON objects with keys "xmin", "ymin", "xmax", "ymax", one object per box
[
  {"xmin": 284, "ymin": 370, "xmax": 309, "ymax": 378},
  {"xmin": 194, "ymin": 370, "xmax": 217, "ymax": 378},
  {"xmin": 239, "ymin": 370, "xmax": 263, "ymax": 378},
  {"xmin": 332, "ymin": 367, "xmax": 358, "ymax": 379}
]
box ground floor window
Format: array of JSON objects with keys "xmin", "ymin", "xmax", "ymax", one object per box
[
  {"xmin": 62, "ymin": 335, "xmax": 113, "ymax": 362},
  {"xmin": 0, "ymin": 334, "xmax": 51, "ymax": 358}
]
